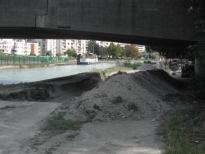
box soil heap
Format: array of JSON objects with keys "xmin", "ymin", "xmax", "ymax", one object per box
[{"xmin": 63, "ymin": 70, "xmax": 179, "ymax": 122}]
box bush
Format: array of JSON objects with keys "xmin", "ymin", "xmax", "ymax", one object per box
[
  {"xmin": 144, "ymin": 60, "xmax": 156, "ymax": 64},
  {"xmin": 43, "ymin": 112, "xmax": 83, "ymax": 133},
  {"xmin": 192, "ymin": 75, "xmax": 205, "ymax": 100}
]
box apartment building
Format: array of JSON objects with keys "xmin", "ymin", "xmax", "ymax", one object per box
[
  {"xmin": 36, "ymin": 39, "xmax": 56, "ymax": 56},
  {"xmin": 31, "ymin": 44, "xmax": 39, "ymax": 55},
  {"xmin": 0, "ymin": 39, "xmax": 15, "ymax": 54},
  {"xmin": 0, "ymin": 39, "xmax": 145, "ymax": 56},
  {"xmin": 135, "ymin": 45, "xmax": 145, "ymax": 52},
  {"xmin": 57, "ymin": 39, "xmax": 88, "ymax": 55},
  {"xmin": 56, "ymin": 39, "xmax": 67, "ymax": 55},
  {"xmin": 0, "ymin": 39, "xmax": 31, "ymax": 55}
]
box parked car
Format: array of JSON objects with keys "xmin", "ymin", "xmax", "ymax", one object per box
[{"xmin": 171, "ymin": 58, "xmax": 180, "ymax": 65}]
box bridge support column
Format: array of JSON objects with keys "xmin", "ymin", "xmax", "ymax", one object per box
[{"xmin": 195, "ymin": 57, "xmax": 205, "ymax": 76}]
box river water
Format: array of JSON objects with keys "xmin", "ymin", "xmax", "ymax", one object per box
[{"xmin": 0, "ymin": 63, "xmax": 116, "ymax": 84}]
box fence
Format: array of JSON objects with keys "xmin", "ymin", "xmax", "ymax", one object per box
[{"xmin": 0, "ymin": 55, "xmax": 69, "ymax": 65}]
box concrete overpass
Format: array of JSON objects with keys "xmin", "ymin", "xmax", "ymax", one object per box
[{"xmin": 0, "ymin": 0, "xmax": 198, "ymax": 47}]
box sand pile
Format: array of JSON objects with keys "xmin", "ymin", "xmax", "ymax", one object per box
[{"xmin": 74, "ymin": 70, "xmax": 179, "ymax": 122}]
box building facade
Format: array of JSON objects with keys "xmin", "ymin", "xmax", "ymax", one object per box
[{"xmin": 0, "ymin": 39, "xmax": 145, "ymax": 56}]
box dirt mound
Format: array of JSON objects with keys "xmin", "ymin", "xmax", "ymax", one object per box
[
  {"xmin": 73, "ymin": 70, "xmax": 178, "ymax": 122},
  {"xmin": 0, "ymin": 85, "xmax": 51, "ymax": 101},
  {"xmin": 147, "ymin": 69, "xmax": 181, "ymax": 87}
]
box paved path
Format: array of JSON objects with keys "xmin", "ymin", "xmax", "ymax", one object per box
[
  {"xmin": 0, "ymin": 101, "xmax": 61, "ymax": 154},
  {"xmin": 57, "ymin": 120, "xmax": 164, "ymax": 154}
]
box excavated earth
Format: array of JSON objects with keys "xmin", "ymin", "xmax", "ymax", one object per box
[{"xmin": 0, "ymin": 64, "xmax": 191, "ymax": 154}]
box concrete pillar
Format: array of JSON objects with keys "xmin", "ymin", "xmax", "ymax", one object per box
[{"xmin": 195, "ymin": 57, "xmax": 205, "ymax": 76}]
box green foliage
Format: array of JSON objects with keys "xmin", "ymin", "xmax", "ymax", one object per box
[
  {"xmin": 187, "ymin": 0, "xmax": 205, "ymax": 57},
  {"xmin": 124, "ymin": 45, "xmax": 139, "ymax": 58},
  {"xmin": 144, "ymin": 60, "xmax": 156, "ymax": 64},
  {"xmin": 0, "ymin": 52, "xmax": 6, "ymax": 56},
  {"xmin": 66, "ymin": 48, "xmax": 77, "ymax": 57},
  {"xmin": 116, "ymin": 44, "xmax": 123, "ymax": 58},
  {"xmin": 87, "ymin": 40, "xmax": 95, "ymax": 53},
  {"xmin": 121, "ymin": 48, "xmax": 126, "ymax": 58},
  {"xmin": 107, "ymin": 43, "xmax": 123, "ymax": 58},
  {"xmin": 44, "ymin": 151, "xmax": 52, "ymax": 154},
  {"xmin": 163, "ymin": 109, "xmax": 205, "ymax": 154},
  {"xmin": 123, "ymin": 62, "xmax": 142, "ymax": 69},
  {"xmin": 43, "ymin": 112, "xmax": 83, "ymax": 133},
  {"xmin": 56, "ymin": 52, "xmax": 62, "ymax": 57},
  {"xmin": 66, "ymin": 133, "xmax": 79, "ymax": 140},
  {"xmin": 140, "ymin": 51, "xmax": 148, "ymax": 57},
  {"xmin": 87, "ymin": 40, "xmax": 100, "ymax": 55},
  {"xmin": 46, "ymin": 50, "xmax": 51, "ymax": 56},
  {"xmin": 99, "ymin": 46, "xmax": 108, "ymax": 58},
  {"xmin": 0, "ymin": 84, "xmax": 4, "ymax": 88},
  {"xmin": 30, "ymin": 53, "xmax": 36, "ymax": 56},
  {"xmin": 192, "ymin": 75, "xmax": 205, "ymax": 100},
  {"xmin": 91, "ymin": 62, "xmax": 142, "ymax": 75},
  {"xmin": 188, "ymin": 0, "xmax": 205, "ymax": 100},
  {"xmin": 107, "ymin": 43, "xmax": 116, "ymax": 58}
]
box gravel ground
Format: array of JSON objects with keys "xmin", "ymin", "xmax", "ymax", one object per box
[{"xmin": 0, "ymin": 64, "xmax": 181, "ymax": 154}]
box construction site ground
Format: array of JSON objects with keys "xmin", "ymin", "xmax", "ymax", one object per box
[{"xmin": 0, "ymin": 64, "xmax": 191, "ymax": 154}]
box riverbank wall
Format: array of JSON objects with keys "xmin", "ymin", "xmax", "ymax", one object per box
[{"xmin": 0, "ymin": 61, "xmax": 77, "ymax": 70}]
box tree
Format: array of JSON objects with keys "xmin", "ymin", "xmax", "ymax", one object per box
[
  {"xmin": 99, "ymin": 46, "xmax": 108, "ymax": 58},
  {"xmin": 87, "ymin": 40, "xmax": 100, "ymax": 55},
  {"xmin": 107, "ymin": 43, "xmax": 116, "ymax": 58},
  {"xmin": 56, "ymin": 52, "xmax": 62, "ymax": 57},
  {"xmin": 30, "ymin": 53, "xmax": 36, "ymax": 56},
  {"xmin": 87, "ymin": 40, "xmax": 95, "ymax": 54},
  {"xmin": 121, "ymin": 48, "xmax": 126, "ymax": 59},
  {"xmin": 124, "ymin": 45, "xmax": 139, "ymax": 58},
  {"xmin": 116, "ymin": 44, "xmax": 123, "ymax": 58},
  {"xmin": 107, "ymin": 43, "xmax": 123, "ymax": 58},
  {"xmin": 46, "ymin": 50, "xmax": 51, "ymax": 56},
  {"xmin": 66, "ymin": 48, "xmax": 77, "ymax": 57},
  {"xmin": 140, "ymin": 51, "xmax": 148, "ymax": 58}
]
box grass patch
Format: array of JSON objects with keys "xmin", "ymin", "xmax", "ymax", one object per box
[
  {"xmin": 164, "ymin": 68, "xmax": 171, "ymax": 74},
  {"xmin": 44, "ymin": 150, "xmax": 53, "ymax": 154},
  {"xmin": 90, "ymin": 62, "xmax": 142, "ymax": 75},
  {"xmin": 18, "ymin": 63, "xmax": 54, "ymax": 69},
  {"xmin": 43, "ymin": 112, "xmax": 83, "ymax": 134},
  {"xmin": 144, "ymin": 60, "xmax": 156, "ymax": 64},
  {"xmin": 162, "ymin": 108, "xmax": 205, "ymax": 154},
  {"xmin": 66, "ymin": 133, "xmax": 79, "ymax": 140},
  {"xmin": 123, "ymin": 62, "xmax": 142, "ymax": 68}
]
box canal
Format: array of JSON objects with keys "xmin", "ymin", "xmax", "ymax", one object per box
[{"xmin": 0, "ymin": 63, "xmax": 116, "ymax": 84}]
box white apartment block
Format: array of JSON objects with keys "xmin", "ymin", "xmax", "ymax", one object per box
[
  {"xmin": 14, "ymin": 39, "xmax": 32, "ymax": 55},
  {"xmin": 96, "ymin": 41, "xmax": 129, "ymax": 48},
  {"xmin": 37, "ymin": 39, "xmax": 57, "ymax": 56},
  {"xmin": 56, "ymin": 39, "xmax": 66, "ymax": 54},
  {"xmin": 0, "ymin": 39, "xmax": 14, "ymax": 54},
  {"xmin": 57, "ymin": 39, "xmax": 88, "ymax": 55},
  {"xmin": 135, "ymin": 44, "xmax": 145, "ymax": 52},
  {"xmin": 46, "ymin": 39, "xmax": 57, "ymax": 56},
  {"xmin": 96, "ymin": 41, "xmax": 110, "ymax": 47},
  {"xmin": 0, "ymin": 39, "xmax": 32, "ymax": 55},
  {"xmin": 0, "ymin": 39, "xmax": 145, "ymax": 56}
]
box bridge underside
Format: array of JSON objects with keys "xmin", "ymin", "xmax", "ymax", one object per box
[
  {"xmin": 0, "ymin": 0, "xmax": 198, "ymax": 48},
  {"xmin": 0, "ymin": 27, "xmax": 197, "ymax": 48}
]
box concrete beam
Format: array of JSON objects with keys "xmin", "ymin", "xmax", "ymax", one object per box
[{"xmin": 0, "ymin": 0, "xmax": 198, "ymax": 46}]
